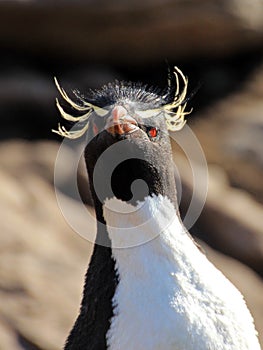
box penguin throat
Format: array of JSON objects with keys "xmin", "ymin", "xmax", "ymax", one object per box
[{"xmin": 103, "ymin": 194, "xmax": 180, "ymax": 249}]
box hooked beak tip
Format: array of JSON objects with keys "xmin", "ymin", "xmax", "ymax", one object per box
[{"xmin": 105, "ymin": 105, "xmax": 138, "ymax": 136}]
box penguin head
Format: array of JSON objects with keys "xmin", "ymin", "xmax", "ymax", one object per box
[
  {"xmin": 53, "ymin": 68, "xmax": 191, "ymax": 206},
  {"xmin": 85, "ymin": 93, "xmax": 173, "ymax": 205}
]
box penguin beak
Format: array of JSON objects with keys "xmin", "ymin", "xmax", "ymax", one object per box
[{"xmin": 105, "ymin": 105, "xmax": 139, "ymax": 136}]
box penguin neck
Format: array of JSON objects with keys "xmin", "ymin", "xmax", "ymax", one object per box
[{"xmin": 103, "ymin": 193, "xmax": 184, "ymax": 252}]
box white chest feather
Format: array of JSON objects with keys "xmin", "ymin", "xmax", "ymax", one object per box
[{"xmin": 103, "ymin": 195, "xmax": 260, "ymax": 350}]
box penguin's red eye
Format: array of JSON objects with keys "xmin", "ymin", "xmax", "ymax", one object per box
[{"xmin": 147, "ymin": 127, "xmax": 158, "ymax": 139}]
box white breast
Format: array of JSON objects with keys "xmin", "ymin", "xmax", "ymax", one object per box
[{"xmin": 103, "ymin": 195, "xmax": 260, "ymax": 350}]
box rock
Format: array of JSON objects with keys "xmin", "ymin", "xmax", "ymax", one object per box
[
  {"xmin": 192, "ymin": 63, "xmax": 263, "ymax": 204},
  {"xmin": 0, "ymin": 140, "xmax": 93, "ymax": 350},
  {"xmin": 0, "ymin": 317, "xmax": 23, "ymax": 350},
  {"xmin": 0, "ymin": 1, "xmax": 263, "ymax": 64},
  {"xmin": 200, "ymin": 165, "xmax": 263, "ymax": 276}
]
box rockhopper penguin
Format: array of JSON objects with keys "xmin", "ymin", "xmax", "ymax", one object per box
[{"xmin": 54, "ymin": 68, "xmax": 261, "ymax": 350}]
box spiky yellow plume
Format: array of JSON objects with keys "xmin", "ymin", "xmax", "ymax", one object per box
[{"xmin": 53, "ymin": 67, "xmax": 191, "ymax": 138}]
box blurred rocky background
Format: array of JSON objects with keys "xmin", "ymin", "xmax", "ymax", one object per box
[{"xmin": 0, "ymin": 0, "xmax": 263, "ymax": 349}]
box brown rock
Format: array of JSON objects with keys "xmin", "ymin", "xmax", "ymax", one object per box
[
  {"xmin": 0, "ymin": 140, "xmax": 93, "ymax": 350},
  {"xmin": 201, "ymin": 165, "xmax": 263, "ymax": 275},
  {"xmin": 192, "ymin": 64, "xmax": 263, "ymax": 203}
]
